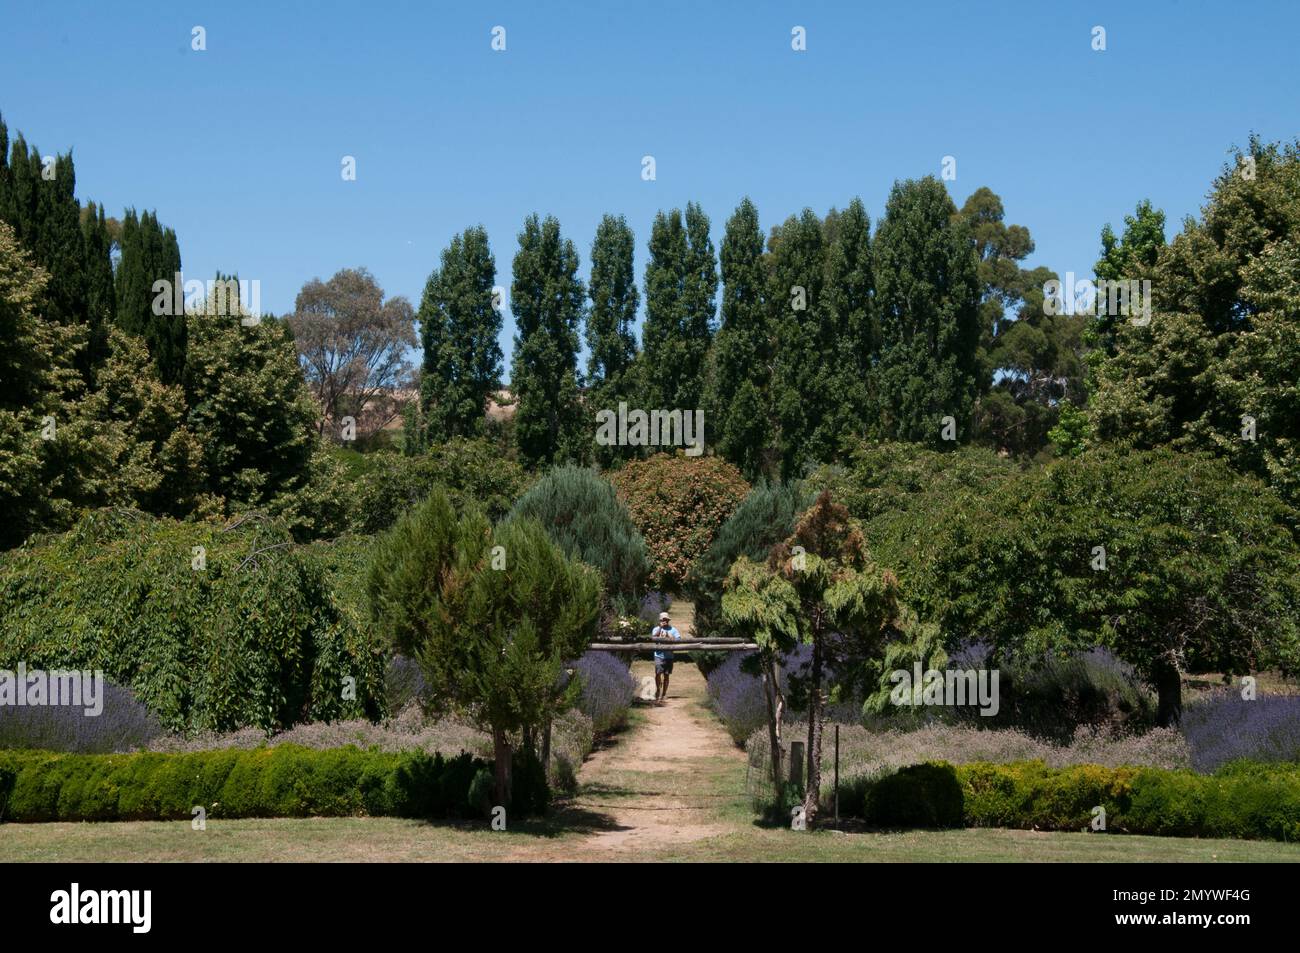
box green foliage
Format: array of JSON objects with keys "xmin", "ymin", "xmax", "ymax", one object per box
[
  {"xmin": 687, "ymin": 479, "xmax": 811, "ymax": 641},
  {"xmin": 510, "ymin": 214, "xmax": 585, "ymax": 467},
  {"xmin": 611, "ymin": 453, "xmax": 750, "ymax": 590},
  {"xmin": 114, "ymin": 208, "xmax": 184, "ymax": 385},
  {"xmin": 0, "ymin": 510, "xmax": 384, "ymax": 732},
  {"xmin": 352, "ymin": 437, "xmax": 531, "ymax": 534},
  {"xmin": 640, "ymin": 203, "xmax": 717, "ymax": 413},
  {"xmin": 1088, "ymin": 137, "xmax": 1300, "ymax": 509},
  {"xmin": 585, "ymin": 215, "xmax": 641, "ymax": 468},
  {"xmin": 871, "ymin": 177, "xmax": 982, "ymax": 445},
  {"xmin": 882, "ymin": 447, "xmax": 1300, "ymax": 725},
  {"xmin": 416, "ymin": 227, "xmax": 502, "ymax": 443},
  {"xmin": 0, "ymin": 745, "xmax": 493, "ymax": 822},
  {"xmin": 848, "ymin": 759, "xmax": 1300, "ymax": 842},
  {"xmin": 505, "ymin": 464, "xmax": 647, "ymax": 609},
  {"xmin": 184, "ymin": 310, "xmax": 342, "ymax": 538},
  {"xmin": 704, "ymin": 198, "xmax": 776, "ymax": 479}
]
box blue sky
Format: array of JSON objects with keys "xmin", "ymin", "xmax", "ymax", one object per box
[{"xmin": 3, "ymin": 1, "xmax": 1298, "ymax": 377}]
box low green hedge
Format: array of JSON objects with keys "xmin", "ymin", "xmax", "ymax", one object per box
[
  {"xmin": 852, "ymin": 760, "xmax": 1300, "ymax": 842},
  {"xmin": 0, "ymin": 745, "xmax": 503, "ymax": 823}
]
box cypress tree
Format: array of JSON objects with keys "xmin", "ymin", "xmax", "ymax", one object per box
[
  {"xmin": 115, "ymin": 208, "xmax": 185, "ymax": 385},
  {"xmin": 585, "ymin": 214, "xmax": 639, "ymax": 465},
  {"xmin": 417, "ymin": 226, "xmax": 502, "ymax": 444},
  {"xmin": 509, "ymin": 214, "xmax": 585, "ymax": 468},
  {"xmin": 704, "ymin": 197, "xmax": 776, "ymax": 479},
  {"xmin": 871, "ymin": 177, "xmax": 982, "ymax": 446},
  {"xmin": 80, "ymin": 201, "xmax": 115, "ymax": 373}
]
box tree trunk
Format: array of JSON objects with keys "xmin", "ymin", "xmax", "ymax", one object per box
[
  {"xmin": 802, "ymin": 638, "xmax": 824, "ymax": 826},
  {"xmin": 492, "ymin": 727, "xmax": 513, "ymax": 809},
  {"xmin": 541, "ymin": 718, "xmax": 553, "ymax": 774},
  {"xmin": 1153, "ymin": 657, "xmax": 1183, "ymax": 727},
  {"xmin": 762, "ymin": 658, "xmax": 784, "ymax": 804}
]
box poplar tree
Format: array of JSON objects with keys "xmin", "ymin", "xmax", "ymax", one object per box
[
  {"xmin": 704, "ymin": 197, "xmax": 775, "ymax": 479},
  {"xmin": 510, "ymin": 214, "xmax": 585, "ymax": 467},
  {"xmin": 584, "ymin": 214, "xmax": 639, "ymax": 396},
  {"xmin": 640, "ymin": 203, "xmax": 717, "ymax": 412},
  {"xmin": 871, "ymin": 177, "xmax": 981, "ymax": 446},
  {"xmin": 416, "ymin": 226, "xmax": 502, "ymax": 444},
  {"xmin": 769, "ymin": 209, "xmax": 830, "ymax": 477},
  {"xmin": 821, "ymin": 198, "xmax": 874, "ymax": 457}
]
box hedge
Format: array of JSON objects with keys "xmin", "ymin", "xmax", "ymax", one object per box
[
  {"xmin": 0, "ymin": 745, "xmax": 502, "ymax": 823},
  {"xmin": 847, "ymin": 760, "xmax": 1300, "ymax": 842}
]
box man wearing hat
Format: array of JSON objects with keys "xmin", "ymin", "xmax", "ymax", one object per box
[{"xmin": 651, "ymin": 612, "xmax": 681, "ymax": 704}]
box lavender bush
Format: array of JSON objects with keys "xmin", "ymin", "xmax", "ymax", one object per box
[
  {"xmin": 1181, "ymin": 690, "xmax": 1300, "ymax": 773},
  {"xmin": 638, "ymin": 590, "xmax": 673, "ymax": 623},
  {"xmin": 0, "ymin": 680, "xmax": 163, "ymax": 753},
  {"xmin": 707, "ymin": 646, "xmax": 859, "ymax": 745},
  {"xmin": 567, "ymin": 650, "xmax": 636, "ymax": 732}
]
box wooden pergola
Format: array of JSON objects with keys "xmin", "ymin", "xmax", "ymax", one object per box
[{"xmin": 588, "ymin": 636, "xmax": 757, "ymax": 652}]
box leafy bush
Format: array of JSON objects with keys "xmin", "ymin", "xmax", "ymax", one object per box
[
  {"xmin": 841, "ymin": 759, "xmax": 1300, "ymax": 841},
  {"xmin": 567, "ymin": 651, "xmax": 636, "ymax": 732},
  {"xmin": 0, "ymin": 744, "xmax": 508, "ymax": 822},
  {"xmin": 611, "ymin": 453, "xmax": 750, "ymax": 590},
  {"xmin": 1181, "ymin": 690, "xmax": 1300, "ymax": 772},
  {"xmin": 0, "ymin": 509, "xmax": 385, "ymax": 732},
  {"xmin": 0, "ymin": 679, "xmax": 162, "ymax": 753},
  {"xmin": 351, "ymin": 437, "xmax": 530, "ymax": 534},
  {"xmin": 506, "ymin": 464, "xmax": 648, "ymax": 609},
  {"xmin": 687, "ymin": 479, "xmax": 810, "ymax": 644}
]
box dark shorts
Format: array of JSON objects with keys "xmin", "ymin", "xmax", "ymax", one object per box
[{"xmin": 654, "ymin": 656, "xmax": 674, "ymax": 675}]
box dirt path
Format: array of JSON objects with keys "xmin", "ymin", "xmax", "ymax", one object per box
[{"xmin": 559, "ymin": 659, "xmax": 747, "ymax": 854}]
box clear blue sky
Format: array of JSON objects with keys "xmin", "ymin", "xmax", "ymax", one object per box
[{"xmin": 3, "ymin": 1, "xmax": 1298, "ymax": 377}]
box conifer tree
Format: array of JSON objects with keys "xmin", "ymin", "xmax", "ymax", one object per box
[
  {"xmin": 871, "ymin": 177, "xmax": 982, "ymax": 446},
  {"xmin": 509, "ymin": 214, "xmax": 585, "ymax": 468},
  {"xmin": 417, "ymin": 226, "xmax": 502, "ymax": 443},
  {"xmin": 115, "ymin": 208, "xmax": 185, "ymax": 384}
]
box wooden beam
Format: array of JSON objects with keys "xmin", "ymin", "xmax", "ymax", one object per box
[{"xmin": 588, "ymin": 642, "xmax": 758, "ymax": 652}]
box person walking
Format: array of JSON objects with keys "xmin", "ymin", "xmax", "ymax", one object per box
[{"xmin": 652, "ymin": 612, "xmax": 680, "ymax": 705}]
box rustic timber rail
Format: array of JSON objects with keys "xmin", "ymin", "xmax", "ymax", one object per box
[{"xmin": 588, "ymin": 636, "xmax": 758, "ymax": 652}]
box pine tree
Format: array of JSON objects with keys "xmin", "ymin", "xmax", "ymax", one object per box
[
  {"xmin": 871, "ymin": 177, "xmax": 982, "ymax": 446},
  {"xmin": 115, "ymin": 208, "xmax": 185, "ymax": 385},
  {"xmin": 510, "ymin": 214, "xmax": 585, "ymax": 467},
  {"xmin": 417, "ymin": 226, "xmax": 502, "ymax": 443}
]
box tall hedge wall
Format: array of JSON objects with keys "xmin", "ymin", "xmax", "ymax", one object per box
[{"xmin": 0, "ymin": 509, "xmax": 385, "ymax": 732}]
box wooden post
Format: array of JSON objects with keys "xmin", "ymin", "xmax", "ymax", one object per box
[
  {"xmin": 834, "ymin": 723, "xmax": 840, "ymax": 825},
  {"xmin": 789, "ymin": 740, "xmax": 805, "ymax": 792}
]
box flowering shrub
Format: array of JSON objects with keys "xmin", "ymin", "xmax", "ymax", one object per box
[
  {"xmin": 0, "ymin": 680, "xmax": 163, "ymax": 753},
  {"xmin": 1181, "ymin": 690, "xmax": 1300, "ymax": 772},
  {"xmin": 708, "ymin": 646, "xmax": 858, "ymax": 745},
  {"xmin": 568, "ymin": 651, "xmax": 636, "ymax": 733},
  {"xmin": 611, "ymin": 453, "xmax": 750, "ymax": 590}
]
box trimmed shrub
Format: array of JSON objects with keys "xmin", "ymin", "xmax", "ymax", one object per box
[
  {"xmin": 506, "ymin": 464, "xmax": 648, "ymax": 609},
  {"xmin": 0, "ymin": 509, "xmax": 385, "ymax": 732},
  {"xmin": 0, "ymin": 744, "xmax": 510, "ymax": 822},
  {"xmin": 846, "ymin": 759, "xmax": 1300, "ymax": 842},
  {"xmin": 865, "ymin": 762, "xmax": 964, "ymax": 828},
  {"xmin": 611, "ymin": 453, "xmax": 750, "ymax": 590}
]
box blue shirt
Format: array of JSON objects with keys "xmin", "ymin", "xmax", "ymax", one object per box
[{"xmin": 652, "ymin": 625, "xmax": 680, "ymax": 660}]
